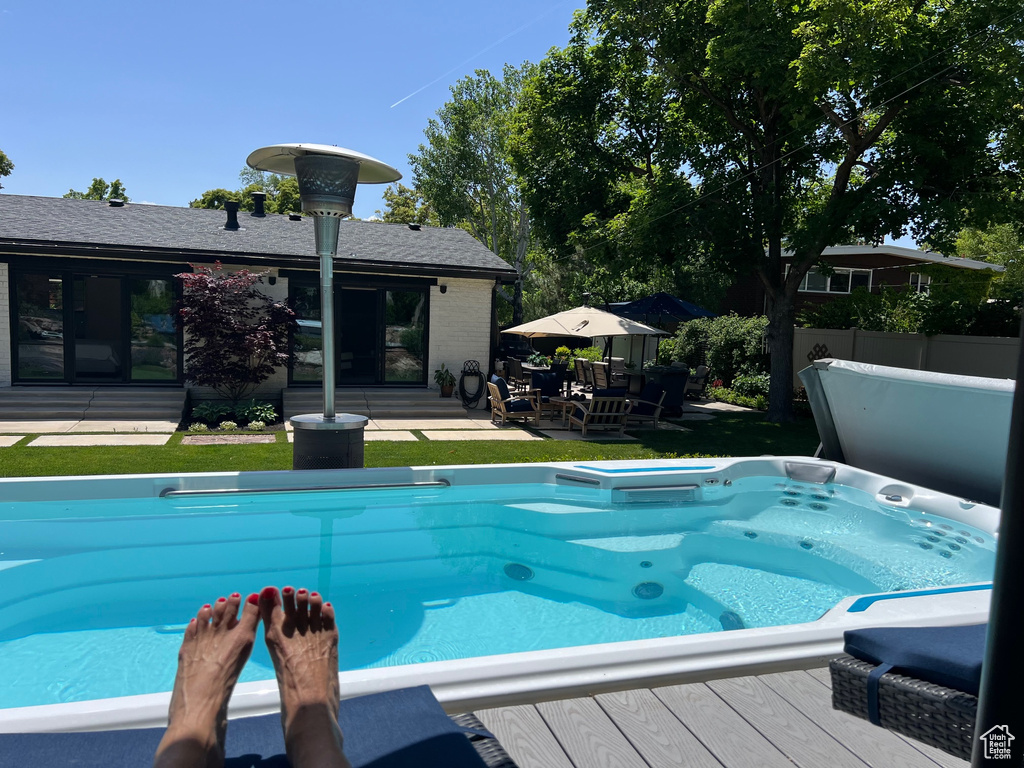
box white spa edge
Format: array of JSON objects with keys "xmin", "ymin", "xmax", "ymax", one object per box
[{"xmin": 0, "ymin": 457, "xmax": 998, "ymax": 733}]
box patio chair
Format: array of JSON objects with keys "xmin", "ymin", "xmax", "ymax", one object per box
[
  {"xmin": 591, "ymin": 361, "xmax": 611, "ymax": 390},
  {"xmin": 488, "ymin": 376, "xmax": 540, "ymax": 426},
  {"xmin": 568, "ymin": 388, "xmax": 629, "ymax": 436},
  {"xmin": 683, "ymin": 364, "xmax": 708, "ymax": 399},
  {"xmin": 549, "ymin": 361, "xmax": 569, "ymax": 396},
  {"xmin": 626, "ymin": 381, "xmax": 667, "ymax": 429},
  {"xmin": 829, "ymin": 623, "xmax": 985, "ymax": 760},
  {"xmin": 573, "ymin": 358, "xmax": 591, "ymax": 392},
  {"xmin": 531, "ymin": 370, "xmax": 564, "ymax": 420},
  {"xmin": 0, "ymin": 685, "xmax": 518, "ymax": 767},
  {"xmin": 507, "ymin": 358, "xmax": 527, "ymax": 392},
  {"xmin": 606, "ymin": 357, "xmax": 629, "ymax": 386}
]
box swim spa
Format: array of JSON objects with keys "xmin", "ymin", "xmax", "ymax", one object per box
[{"xmin": 0, "ymin": 457, "xmax": 997, "ymax": 732}]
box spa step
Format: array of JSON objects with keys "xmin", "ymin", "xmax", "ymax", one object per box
[{"xmin": 0, "ymin": 386, "xmax": 186, "ymax": 422}]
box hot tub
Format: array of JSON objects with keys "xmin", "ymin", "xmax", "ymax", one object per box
[{"xmin": 0, "ymin": 457, "xmax": 997, "ymax": 732}]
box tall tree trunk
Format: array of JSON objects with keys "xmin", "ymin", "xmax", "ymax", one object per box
[{"xmin": 765, "ymin": 293, "xmax": 796, "ymax": 423}]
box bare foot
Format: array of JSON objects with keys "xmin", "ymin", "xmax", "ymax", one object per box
[
  {"xmin": 259, "ymin": 586, "xmax": 350, "ymax": 768},
  {"xmin": 154, "ymin": 592, "xmax": 260, "ymax": 768}
]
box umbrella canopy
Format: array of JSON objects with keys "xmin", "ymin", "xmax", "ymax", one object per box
[
  {"xmin": 609, "ymin": 292, "xmax": 716, "ymax": 325},
  {"xmin": 503, "ymin": 306, "xmax": 668, "ymax": 338}
]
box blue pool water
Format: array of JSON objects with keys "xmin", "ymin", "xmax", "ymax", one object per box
[{"xmin": 0, "ymin": 477, "xmax": 995, "ymax": 709}]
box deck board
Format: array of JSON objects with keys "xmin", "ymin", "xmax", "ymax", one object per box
[
  {"xmin": 595, "ymin": 688, "xmax": 724, "ymax": 767},
  {"xmin": 473, "ymin": 667, "xmax": 969, "ymax": 768}
]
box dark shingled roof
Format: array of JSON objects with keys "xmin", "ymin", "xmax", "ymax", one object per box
[{"xmin": 0, "ymin": 195, "xmax": 517, "ymax": 279}]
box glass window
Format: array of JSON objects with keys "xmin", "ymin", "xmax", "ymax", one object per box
[
  {"xmin": 384, "ymin": 290, "xmax": 426, "ymax": 383},
  {"xmin": 803, "ymin": 268, "xmax": 828, "ymax": 292},
  {"xmin": 129, "ymin": 278, "xmax": 177, "ymax": 381},
  {"xmin": 828, "ymin": 271, "xmax": 851, "ymax": 293},
  {"xmin": 290, "ymin": 285, "xmax": 323, "ymax": 383},
  {"xmin": 16, "ymin": 274, "xmax": 64, "ymax": 379},
  {"xmin": 909, "ymin": 273, "xmax": 931, "ymax": 294},
  {"xmin": 850, "ymin": 270, "xmax": 871, "ymax": 291}
]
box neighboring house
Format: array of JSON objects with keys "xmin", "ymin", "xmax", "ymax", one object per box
[
  {"xmin": 720, "ymin": 244, "xmax": 1003, "ymax": 316},
  {"xmin": 0, "ymin": 194, "xmax": 516, "ymax": 394}
]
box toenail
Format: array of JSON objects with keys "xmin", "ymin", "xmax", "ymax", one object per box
[
  {"xmin": 282, "ymin": 586, "xmax": 293, "ymax": 594},
  {"xmin": 246, "ymin": 593, "xmax": 260, "ymax": 605},
  {"xmin": 297, "ymin": 589, "xmax": 308, "ymax": 595},
  {"xmin": 203, "ymin": 604, "xmax": 211, "ymax": 609},
  {"xmin": 231, "ymin": 593, "xmax": 240, "ymax": 598},
  {"xmin": 217, "ymin": 597, "xmax": 227, "ymax": 603},
  {"xmin": 311, "ymin": 592, "xmax": 319, "ymax": 597},
  {"xmin": 324, "ymin": 602, "xmax": 331, "ymax": 607},
  {"xmin": 260, "ymin": 586, "xmax": 277, "ymax": 600}
]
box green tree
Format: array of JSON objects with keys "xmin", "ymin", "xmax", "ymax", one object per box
[
  {"xmin": 190, "ymin": 169, "xmax": 300, "ymax": 214},
  {"xmin": 64, "ymin": 177, "xmax": 130, "ymax": 202},
  {"xmin": 411, "ymin": 63, "xmax": 537, "ymax": 325},
  {"xmin": 956, "ymin": 224, "xmax": 1024, "ymax": 303},
  {"xmin": 513, "ymin": 0, "xmax": 1023, "ymax": 420},
  {"xmin": 0, "ymin": 149, "xmax": 13, "ymax": 189},
  {"xmin": 375, "ymin": 183, "xmax": 438, "ymax": 225}
]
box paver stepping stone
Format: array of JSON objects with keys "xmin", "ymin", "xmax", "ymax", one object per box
[
  {"xmin": 0, "ymin": 421, "xmax": 81, "ymax": 434},
  {"xmin": 286, "ymin": 431, "xmax": 418, "ymax": 442},
  {"xmin": 29, "ymin": 434, "xmax": 172, "ymax": 447},
  {"xmin": 181, "ymin": 435, "xmax": 277, "ymax": 445},
  {"xmin": 0, "ymin": 436, "xmax": 24, "ymax": 447}
]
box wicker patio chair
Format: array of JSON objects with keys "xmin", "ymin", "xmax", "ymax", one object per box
[
  {"xmin": 829, "ymin": 623, "xmax": 985, "ymax": 761},
  {"xmin": 487, "ymin": 377, "xmax": 540, "ymax": 426},
  {"xmin": 568, "ymin": 388, "xmax": 629, "ymax": 436}
]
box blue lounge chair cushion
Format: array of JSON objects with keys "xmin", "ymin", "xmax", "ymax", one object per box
[
  {"xmin": 490, "ymin": 375, "xmax": 512, "ymax": 402},
  {"xmin": 0, "ymin": 685, "xmax": 491, "ymax": 768},
  {"xmin": 629, "ymin": 382, "xmax": 663, "ymax": 416},
  {"xmin": 844, "ymin": 623, "xmax": 986, "ymax": 695},
  {"xmin": 531, "ymin": 371, "xmax": 561, "ymax": 397},
  {"xmin": 506, "ymin": 398, "xmax": 534, "ymax": 412}
]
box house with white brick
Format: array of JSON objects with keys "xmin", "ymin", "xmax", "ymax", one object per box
[{"xmin": 0, "ymin": 194, "xmax": 515, "ymax": 400}]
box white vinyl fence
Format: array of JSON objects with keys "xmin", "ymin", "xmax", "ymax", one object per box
[{"xmin": 793, "ymin": 327, "xmax": 1019, "ymax": 386}]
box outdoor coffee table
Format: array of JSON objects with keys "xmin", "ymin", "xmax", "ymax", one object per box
[{"xmin": 548, "ymin": 396, "xmax": 581, "ymax": 428}]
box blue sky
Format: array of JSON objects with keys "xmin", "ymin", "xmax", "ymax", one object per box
[
  {"xmin": 0, "ymin": 1, "xmax": 581, "ymax": 218},
  {"xmin": 0, "ymin": 1, "xmax": 915, "ymax": 247}
]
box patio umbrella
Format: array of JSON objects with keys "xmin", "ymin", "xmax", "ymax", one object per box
[
  {"xmin": 608, "ymin": 292, "xmax": 717, "ymax": 325},
  {"xmin": 503, "ymin": 306, "xmax": 668, "ymax": 339}
]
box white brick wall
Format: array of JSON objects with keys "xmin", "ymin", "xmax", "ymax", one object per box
[
  {"xmin": 0, "ymin": 264, "xmax": 10, "ymax": 387},
  {"xmin": 427, "ymin": 278, "xmax": 494, "ymax": 389}
]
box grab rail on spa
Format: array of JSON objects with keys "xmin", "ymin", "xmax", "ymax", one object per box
[{"xmin": 158, "ymin": 480, "xmax": 452, "ymax": 498}]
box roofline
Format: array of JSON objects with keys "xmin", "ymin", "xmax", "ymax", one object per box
[
  {"xmin": 0, "ymin": 239, "xmax": 519, "ymax": 282},
  {"xmin": 783, "ymin": 244, "xmax": 1003, "ymax": 272}
]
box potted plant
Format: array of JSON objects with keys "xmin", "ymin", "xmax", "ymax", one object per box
[{"xmin": 434, "ymin": 363, "xmax": 457, "ymax": 397}]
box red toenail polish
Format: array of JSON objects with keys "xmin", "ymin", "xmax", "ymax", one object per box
[
  {"xmin": 282, "ymin": 586, "xmax": 293, "ymax": 594},
  {"xmin": 217, "ymin": 597, "xmax": 227, "ymax": 603},
  {"xmin": 311, "ymin": 592, "xmax": 319, "ymax": 597},
  {"xmin": 203, "ymin": 604, "xmax": 211, "ymax": 609},
  {"xmin": 298, "ymin": 588, "xmax": 307, "ymax": 595},
  {"xmin": 231, "ymin": 593, "xmax": 240, "ymax": 598},
  {"xmin": 260, "ymin": 586, "xmax": 277, "ymax": 600},
  {"xmin": 190, "ymin": 618, "xmax": 196, "ymax": 623},
  {"xmin": 246, "ymin": 593, "xmax": 259, "ymax": 605},
  {"xmin": 324, "ymin": 602, "xmax": 331, "ymax": 608}
]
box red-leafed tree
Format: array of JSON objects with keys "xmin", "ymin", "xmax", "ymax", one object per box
[{"xmin": 176, "ymin": 263, "xmax": 295, "ymax": 403}]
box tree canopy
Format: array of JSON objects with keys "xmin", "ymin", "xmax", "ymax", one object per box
[
  {"xmin": 190, "ymin": 169, "xmax": 300, "ymax": 215},
  {"xmin": 374, "ymin": 183, "xmax": 438, "ymax": 226},
  {"xmin": 410, "ymin": 63, "xmax": 537, "ymax": 325},
  {"xmin": 63, "ymin": 177, "xmax": 130, "ymax": 202},
  {"xmin": 513, "ymin": 0, "xmax": 1024, "ymax": 420},
  {"xmin": 0, "ymin": 149, "xmax": 13, "ymax": 189}
]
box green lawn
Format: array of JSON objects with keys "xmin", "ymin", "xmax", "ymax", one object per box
[{"xmin": 0, "ymin": 413, "xmax": 820, "ymax": 478}]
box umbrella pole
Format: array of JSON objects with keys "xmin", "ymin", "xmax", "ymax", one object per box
[{"xmin": 971, "ymin": 316, "xmax": 1024, "ymax": 766}]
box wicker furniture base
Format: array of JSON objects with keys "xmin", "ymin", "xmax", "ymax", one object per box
[
  {"xmin": 453, "ymin": 713, "xmax": 519, "ymax": 768},
  {"xmin": 830, "ymin": 654, "xmax": 978, "ymax": 760}
]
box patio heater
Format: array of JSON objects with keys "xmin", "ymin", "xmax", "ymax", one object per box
[{"xmin": 246, "ymin": 144, "xmax": 401, "ymax": 469}]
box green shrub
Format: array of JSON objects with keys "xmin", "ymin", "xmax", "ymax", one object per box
[
  {"xmin": 247, "ymin": 421, "xmax": 266, "ymax": 431},
  {"xmin": 235, "ymin": 400, "xmax": 277, "ymax": 424},
  {"xmin": 527, "ymin": 352, "xmax": 551, "ymax": 366},
  {"xmin": 668, "ymin": 314, "xmax": 769, "ymax": 385},
  {"xmin": 554, "ymin": 346, "xmax": 572, "ymax": 360},
  {"xmin": 399, "ymin": 327, "xmax": 425, "ymax": 360},
  {"xmin": 191, "ymin": 401, "xmax": 234, "ymax": 424},
  {"xmin": 218, "ymin": 420, "xmax": 238, "ymax": 431},
  {"xmin": 731, "ymin": 373, "xmax": 771, "ymax": 398},
  {"xmin": 571, "ymin": 346, "xmax": 604, "ymax": 362},
  {"xmin": 187, "ymin": 423, "xmax": 209, "ymax": 433},
  {"xmin": 709, "ymin": 387, "xmax": 768, "ymax": 410}
]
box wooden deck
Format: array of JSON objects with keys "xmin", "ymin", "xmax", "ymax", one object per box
[{"xmin": 474, "ymin": 667, "xmax": 967, "ymax": 768}]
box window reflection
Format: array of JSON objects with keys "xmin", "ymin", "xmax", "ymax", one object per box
[{"xmin": 16, "ymin": 274, "xmax": 64, "ymax": 379}]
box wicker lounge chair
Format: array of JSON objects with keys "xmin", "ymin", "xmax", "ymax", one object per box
[
  {"xmin": 626, "ymin": 382, "xmax": 667, "ymax": 429},
  {"xmin": 568, "ymin": 388, "xmax": 629, "ymax": 436},
  {"xmin": 0, "ymin": 685, "xmax": 519, "ymax": 767},
  {"xmin": 830, "ymin": 624, "xmax": 985, "ymax": 760},
  {"xmin": 488, "ymin": 376, "xmax": 540, "ymax": 426}
]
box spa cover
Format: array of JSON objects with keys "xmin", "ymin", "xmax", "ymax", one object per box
[{"xmin": 799, "ymin": 359, "xmax": 1014, "ymax": 507}]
